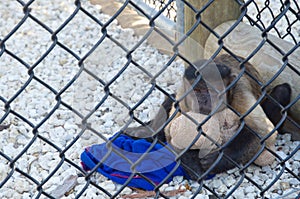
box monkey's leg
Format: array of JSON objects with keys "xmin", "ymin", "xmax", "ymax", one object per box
[{"xmin": 231, "ymin": 86, "xmax": 277, "ymax": 166}]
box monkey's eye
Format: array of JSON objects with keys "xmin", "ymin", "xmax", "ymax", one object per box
[{"xmin": 216, "ymin": 64, "xmax": 231, "ymax": 78}]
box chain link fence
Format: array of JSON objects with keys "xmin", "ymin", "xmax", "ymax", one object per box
[
  {"xmin": 0, "ymin": 0, "xmax": 299, "ymax": 198},
  {"xmin": 143, "ymin": 0, "xmax": 177, "ymax": 21}
]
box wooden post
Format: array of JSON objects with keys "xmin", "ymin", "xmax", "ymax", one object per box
[{"xmin": 184, "ymin": 0, "xmax": 241, "ymax": 59}]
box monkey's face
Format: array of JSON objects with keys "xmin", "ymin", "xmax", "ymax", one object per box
[{"xmin": 182, "ymin": 60, "xmax": 232, "ymax": 114}]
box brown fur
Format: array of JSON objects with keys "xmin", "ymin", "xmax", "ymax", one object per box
[
  {"xmin": 167, "ymin": 54, "xmax": 277, "ymax": 166},
  {"xmin": 215, "ymin": 55, "xmax": 277, "ymax": 165}
]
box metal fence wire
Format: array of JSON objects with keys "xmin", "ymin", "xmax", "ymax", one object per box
[
  {"xmin": 143, "ymin": 0, "xmax": 177, "ymax": 21},
  {"xmin": 0, "ymin": 0, "xmax": 299, "ymax": 199}
]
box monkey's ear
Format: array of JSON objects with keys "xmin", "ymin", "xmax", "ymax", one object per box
[{"xmin": 184, "ymin": 65, "xmax": 198, "ymax": 81}]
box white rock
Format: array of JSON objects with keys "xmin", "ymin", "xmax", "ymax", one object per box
[
  {"xmin": 217, "ymin": 184, "xmax": 228, "ymax": 193},
  {"xmin": 63, "ymin": 122, "xmax": 77, "ymax": 130},
  {"xmin": 258, "ymin": 173, "xmax": 270, "ymax": 182},
  {"xmin": 222, "ymin": 175, "xmax": 235, "ymax": 187},
  {"xmin": 3, "ymin": 143, "xmax": 17, "ymax": 157},
  {"xmin": 103, "ymin": 120, "xmax": 114, "ymax": 128},
  {"xmin": 144, "ymin": 57, "xmax": 157, "ymax": 67},
  {"xmin": 15, "ymin": 178, "xmax": 30, "ymax": 194},
  {"xmin": 16, "ymin": 158, "xmax": 29, "ymax": 171},
  {"xmin": 50, "ymin": 174, "xmax": 78, "ymax": 198},
  {"xmin": 293, "ymin": 151, "xmax": 300, "ymax": 161},
  {"xmin": 40, "ymin": 170, "xmax": 50, "ymax": 180},
  {"xmin": 103, "ymin": 182, "xmax": 115, "ymax": 192},
  {"xmin": 261, "ymin": 165, "xmax": 272, "ymax": 173},
  {"xmin": 48, "ymin": 176, "xmax": 61, "ymax": 187},
  {"xmin": 22, "ymin": 193, "xmax": 32, "ymax": 199},
  {"xmin": 16, "ymin": 135, "xmax": 29, "ymax": 145},
  {"xmin": 232, "ymin": 189, "xmax": 245, "ymax": 198},
  {"xmin": 244, "ymin": 186, "xmax": 255, "ymax": 193},
  {"xmin": 84, "ymin": 189, "xmax": 99, "ymax": 199},
  {"xmin": 246, "ymin": 192, "xmax": 257, "ymax": 198},
  {"xmin": 159, "ymin": 184, "xmax": 169, "ymax": 192},
  {"xmin": 178, "ymin": 196, "xmax": 188, "ymax": 199},
  {"xmin": 120, "ymin": 187, "xmax": 132, "ymax": 195},
  {"xmin": 173, "ymin": 176, "xmax": 184, "ymax": 184},
  {"xmin": 288, "ymin": 178, "xmax": 299, "ymax": 186},
  {"xmin": 282, "ymin": 189, "xmax": 300, "ymax": 199},
  {"xmin": 226, "ymin": 167, "xmax": 239, "ymax": 175},
  {"xmin": 211, "ymin": 179, "xmax": 222, "ymax": 189},
  {"xmin": 281, "ymin": 133, "xmax": 291, "ymax": 141},
  {"xmin": 194, "ymin": 194, "xmax": 209, "ymax": 199},
  {"xmin": 287, "ymin": 161, "xmax": 298, "ymax": 174},
  {"xmin": 164, "ymin": 186, "xmax": 175, "ymax": 192},
  {"xmin": 0, "ymin": 189, "xmax": 13, "ymax": 198},
  {"xmin": 265, "ymin": 179, "xmax": 275, "ymax": 187},
  {"xmin": 276, "ymin": 151, "xmax": 287, "ymax": 159},
  {"xmin": 0, "ymin": 163, "xmax": 9, "ymax": 180}
]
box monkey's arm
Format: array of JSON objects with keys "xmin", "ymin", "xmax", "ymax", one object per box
[
  {"xmin": 179, "ymin": 149, "xmax": 205, "ymax": 181},
  {"xmin": 199, "ymin": 126, "xmax": 261, "ymax": 173},
  {"xmin": 261, "ymin": 83, "xmax": 300, "ymax": 141},
  {"xmin": 261, "ymin": 83, "xmax": 292, "ymax": 130},
  {"xmin": 179, "ymin": 126, "xmax": 260, "ymax": 180},
  {"xmin": 124, "ymin": 95, "xmax": 175, "ymax": 142},
  {"xmin": 261, "ymin": 83, "xmax": 291, "ymax": 124}
]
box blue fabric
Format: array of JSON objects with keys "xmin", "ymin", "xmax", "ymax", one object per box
[{"xmin": 80, "ymin": 134, "xmax": 214, "ymax": 190}]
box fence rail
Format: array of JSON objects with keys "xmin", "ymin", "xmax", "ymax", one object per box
[{"xmin": 0, "ymin": 0, "xmax": 299, "ymax": 198}]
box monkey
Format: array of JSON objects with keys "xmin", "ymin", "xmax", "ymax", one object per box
[
  {"xmin": 175, "ymin": 60, "xmax": 292, "ymax": 178},
  {"xmin": 123, "ymin": 54, "xmax": 292, "ymax": 181}
]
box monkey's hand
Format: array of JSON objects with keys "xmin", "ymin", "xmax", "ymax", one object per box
[
  {"xmin": 179, "ymin": 149, "xmax": 205, "ymax": 181},
  {"xmin": 124, "ymin": 124, "xmax": 166, "ymax": 143},
  {"xmin": 124, "ymin": 122, "xmax": 152, "ymax": 138}
]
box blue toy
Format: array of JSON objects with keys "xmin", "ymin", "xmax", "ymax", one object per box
[{"xmin": 80, "ymin": 133, "xmax": 214, "ymax": 190}]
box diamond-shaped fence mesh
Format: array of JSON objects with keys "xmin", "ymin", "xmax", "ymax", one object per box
[{"xmin": 0, "ymin": 0, "xmax": 299, "ymax": 198}]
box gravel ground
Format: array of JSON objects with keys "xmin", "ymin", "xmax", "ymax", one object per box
[{"xmin": 0, "ymin": 0, "xmax": 299, "ymax": 199}]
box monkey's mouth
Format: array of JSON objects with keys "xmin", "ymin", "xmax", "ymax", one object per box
[{"xmin": 192, "ymin": 79, "xmax": 227, "ymax": 115}]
